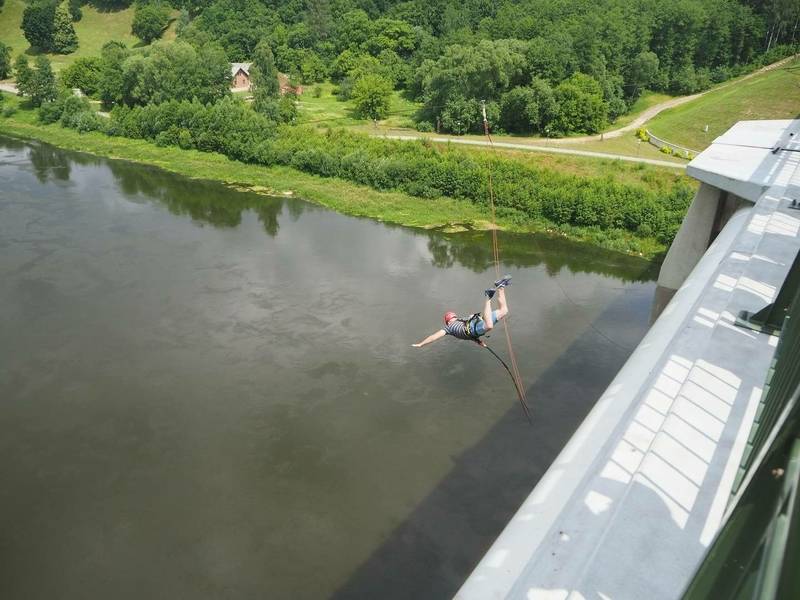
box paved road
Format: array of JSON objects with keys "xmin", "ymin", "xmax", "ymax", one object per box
[{"xmin": 379, "ymin": 134, "xmax": 686, "ymax": 169}]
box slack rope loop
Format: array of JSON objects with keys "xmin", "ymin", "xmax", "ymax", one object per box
[
  {"xmin": 480, "ymin": 101, "xmax": 531, "ymax": 424},
  {"xmin": 484, "ymin": 345, "xmax": 532, "ymax": 424}
]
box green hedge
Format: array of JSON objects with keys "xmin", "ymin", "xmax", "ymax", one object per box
[{"xmin": 52, "ymin": 98, "xmax": 694, "ymax": 244}]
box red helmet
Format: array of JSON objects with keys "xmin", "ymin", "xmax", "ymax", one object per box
[{"xmin": 443, "ymin": 311, "xmax": 457, "ymax": 325}]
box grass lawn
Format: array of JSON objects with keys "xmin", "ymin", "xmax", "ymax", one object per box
[
  {"xmin": 0, "ymin": 0, "xmax": 178, "ymax": 72},
  {"xmin": 647, "ymin": 56, "xmax": 800, "ymax": 151},
  {"xmin": 455, "ymin": 143, "xmax": 691, "ymax": 189},
  {"xmin": 555, "ymin": 134, "xmax": 687, "ymax": 164},
  {"xmin": 296, "ymin": 82, "xmax": 419, "ymax": 128}
]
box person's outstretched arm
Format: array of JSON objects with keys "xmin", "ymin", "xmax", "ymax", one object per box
[{"xmin": 412, "ymin": 329, "xmax": 446, "ymax": 347}]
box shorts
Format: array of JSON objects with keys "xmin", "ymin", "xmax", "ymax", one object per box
[{"xmin": 471, "ymin": 310, "xmax": 500, "ymax": 337}]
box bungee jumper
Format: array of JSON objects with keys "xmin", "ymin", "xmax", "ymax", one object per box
[
  {"xmin": 411, "ymin": 275, "xmax": 533, "ymax": 423},
  {"xmin": 410, "ymin": 101, "xmax": 532, "ymax": 422},
  {"xmin": 411, "ymin": 275, "xmax": 513, "ymax": 349}
]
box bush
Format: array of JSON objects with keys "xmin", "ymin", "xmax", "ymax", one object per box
[
  {"xmin": 415, "ymin": 120, "xmax": 433, "ymax": 132},
  {"xmin": 2, "ymin": 105, "xmax": 17, "ymax": 118},
  {"xmin": 659, "ymin": 146, "xmax": 672, "ymax": 155},
  {"xmin": 38, "ymin": 97, "xmax": 65, "ymax": 123},
  {"xmin": 49, "ymin": 94, "xmax": 690, "ymax": 245}
]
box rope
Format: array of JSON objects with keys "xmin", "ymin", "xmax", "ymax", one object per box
[
  {"xmin": 484, "ymin": 344, "xmax": 532, "ymax": 424},
  {"xmin": 478, "ymin": 102, "xmax": 634, "ymax": 356},
  {"xmin": 480, "ymin": 101, "xmax": 532, "ymax": 424}
]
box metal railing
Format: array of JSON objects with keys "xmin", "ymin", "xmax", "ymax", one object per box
[{"xmin": 645, "ymin": 129, "xmax": 700, "ymax": 159}]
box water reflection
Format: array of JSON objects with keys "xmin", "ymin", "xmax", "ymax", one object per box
[
  {"xmin": 5, "ymin": 136, "xmax": 658, "ymax": 283},
  {"xmin": 0, "ymin": 135, "xmax": 658, "ymax": 600},
  {"xmin": 29, "ymin": 141, "xmax": 72, "ymax": 183},
  {"xmin": 425, "ymin": 231, "xmax": 658, "ymax": 282},
  {"xmin": 105, "ymin": 161, "xmax": 297, "ymax": 236}
]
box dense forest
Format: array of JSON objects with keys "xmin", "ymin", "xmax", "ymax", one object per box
[{"xmin": 7, "ymin": 0, "xmax": 800, "ymax": 135}]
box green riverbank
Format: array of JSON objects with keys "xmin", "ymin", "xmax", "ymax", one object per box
[{"xmin": 0, "ymin": 97, "xmax": 668, "ymax": 259}]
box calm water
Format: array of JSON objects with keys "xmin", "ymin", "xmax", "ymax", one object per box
[{"xmin": 0, "ymin": 136, "xmax": 658, "ymax": 599}]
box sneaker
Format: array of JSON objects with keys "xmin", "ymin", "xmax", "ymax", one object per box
[
  {"xmin": 484, "ymin": 288, "xmax": 496, "ymax": 299},
  {"xmin": 494, "ymin": 275, "xmax": 512, "ymax": 289}
]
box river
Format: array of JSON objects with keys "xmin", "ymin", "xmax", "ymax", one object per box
[{"xmin": 0, "ymin": 136, "xmax": 658, "ymax": 599}]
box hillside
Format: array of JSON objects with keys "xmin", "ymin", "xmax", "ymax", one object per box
[
  {"xmin": 647, "ymin": 56, "xmax": 800, "ymax": 151},
  {"xmin": 0, "ymin": 0, "xmax": 177, "ymax": 72}
]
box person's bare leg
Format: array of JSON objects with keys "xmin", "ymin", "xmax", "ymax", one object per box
[
  {"xmin": 496, "ymin": 287, "xmax": 509, "ymax": 320},
  {"xmin": 481, "ymin": 295, "xmax": 494, "ymax": 331}
]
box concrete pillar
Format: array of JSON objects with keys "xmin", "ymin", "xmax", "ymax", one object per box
[
  {"xmin": 657, "ymin": 182, "xmax": 723, "ymax": 291},
  {"xmin": 651, "ymin": 183, "xmax": 723, "ymax": 319}
]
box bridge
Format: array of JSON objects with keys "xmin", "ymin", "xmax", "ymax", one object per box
[{"xmin": 456, "ymin": 118, "xmax": 800, "ymax": 600}]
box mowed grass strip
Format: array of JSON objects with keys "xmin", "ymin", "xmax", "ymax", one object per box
[
  {"xmin": 647, "ymin": 56, "xmax": 800, "ymax": 151},
  {"xmin": 0, "ymin": 0, "xmax": 178, "ymax": 72}
]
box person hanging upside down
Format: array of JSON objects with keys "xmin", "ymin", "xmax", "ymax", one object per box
[{"xmin": 412, "ymin": 276, "xmax": 512, "ymax": 348}]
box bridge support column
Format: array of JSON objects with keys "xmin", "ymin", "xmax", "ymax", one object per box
[
  {"xmin": 652, "ymin": 183, "xmax": 739, "ymax": 318},
  {"xmin": 658, "ymin": 182, "xmax": 722, "ymax": 282}
]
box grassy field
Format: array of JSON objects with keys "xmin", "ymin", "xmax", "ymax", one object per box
[
  {"xmin": 296, "ymin": 83, "xmax": 419, "ymax": 128},
  {"xmin": 0, "ymin": 0, "xmax": 178, "ymax": 72},
  {"xmin": 647, "ymin": 56, "xmax": 800, "ymax": 151},
  {"xmin": 0, "ymin": 92, "xmax": 680, "ymax": 257}
]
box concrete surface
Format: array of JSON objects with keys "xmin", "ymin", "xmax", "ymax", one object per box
[{"xmin": 456, "ymin": 118, "xmax": 800, "ymax": 600}]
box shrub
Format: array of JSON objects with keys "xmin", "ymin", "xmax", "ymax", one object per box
[
  {"xmin": 659, "ymin": 146, "xmax": 672, "ymax": 155},
  {"xmin": 2, "ymin": 105, "xmax": 17, "ymax": 118},
  {"xmin": 38, "ymin": 97, "xmax": 64, "ymax": 123},
  {"xmin": 415, "ymin": 120, "xmax": 433, "ymax": 132},
  {"xmin": 49, "ymin": 94, "xmax": 690, "ymax": 245}
]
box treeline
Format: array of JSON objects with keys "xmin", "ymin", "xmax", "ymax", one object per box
[
  {"xmin": 7, "ymin": 0, "xmax": 800, "ymax": 135},
  {"xmin": 171, "ymin": 0, "xmax": 800, "ymax": 135},
  {"xmin": 33, "ymin": 92, "xmax": 693, "ymax": 244}
]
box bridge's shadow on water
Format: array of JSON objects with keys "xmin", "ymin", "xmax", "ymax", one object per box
[{"xmin": 331, "ymin": 290, "xmax": 651, "ymax": 600}]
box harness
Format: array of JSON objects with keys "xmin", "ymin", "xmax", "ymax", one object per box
[{"xmin": 461, "ymin": 313, "xmax": 483, "ymax": 339}]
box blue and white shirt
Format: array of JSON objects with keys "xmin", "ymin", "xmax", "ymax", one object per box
[{"xmin": 444, "ymin": 315, "xmax": 477, "ymax": 340}]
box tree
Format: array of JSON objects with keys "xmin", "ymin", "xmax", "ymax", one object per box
[
  {"xmin": 626, "ymin": 51, "xmax": 659, "ymax": 98},
  {"xmin": 18, "ymin": 55, "xmax": 57, "ymax": 106},
  {"xmin": 22, "ymin": 1, "xmax": 56, "ymax": 51},
  {"xmin": 499, "ymin": 79, "xmax": 556, "ymax": 134},
  {"xmin": 52, "ymin": 0, "xmax": 78, "ymax": 54},
  {"xmin": 0, "ymin": 42, "xmax": 11, "ymax": 80},
  {"xmin": 132, "ymin": 3, "xmax": 169, "ymax": 45},
  {"xmin": 61, "ymin": 56, "xmax": 103, "ymax": 96},
  {"xmin": 440, "ymin": 95, "xmax": 480, "ymax": 134},
  {"xmin": 551, "ymin": 73, "xmax": 607, "ymax": 135},
  {"xmin": 97, "ymin": 41, "xmax": 129, "ymax": 108},
  {"xmin": 352, "ymin": 74, "xmax": 392, "ymax": 121},
  {"xmin": 32, "ymin": 56, "xmax": 57, "ymax": 106},
  {"xmin": 250, "ymin": 41, "xmax": 280, "ymax": 115},
  {"xmin": 119, "ymin": 41, "xmax": 230, "ymax": 106},
  {"xmin": 14, "ymin": 55, "xmax": 34, "ymax": 98}
]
